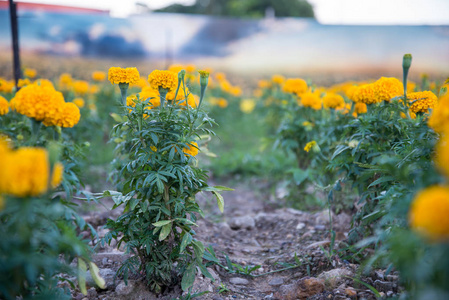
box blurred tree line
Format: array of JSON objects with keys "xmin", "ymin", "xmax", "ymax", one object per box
[{"xmin": 155, "ymin": 0, "xmax": 315, "ymax": 18}]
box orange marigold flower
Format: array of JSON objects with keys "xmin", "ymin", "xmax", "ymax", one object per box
[
  {"xmin": 407, "ymin": 91, "xmax": 438, "ymax": 114},
  {"xmin": 322, "ymin": 93, "xmax": 345, "ymax": 109},
  {"xmin": 24, "ymin": 68, "xmax": 37, "ymax": 78},
  {"xmin": 17, "ymin": 78, "xmax": 31, "ymax": 88},
  {"xmin": 0, "ymin": 96, "xmax": 9, "ymax": 115},
  {"xmin": 373, "ymin": 77, "xmax": 403, "ymax": 102},
  {"xmin": 92, "ymin": 71, "xmax": 106, "ymax": 82},
  {"xmin": 352, "ymin": 84, "xmax": 377, "ymax": 104},
  {"xmin": 409, "ymin": 185, "xmax": 449, "ymax": 241},
  {"xmin": 183, "ymin": 142, "xmax": 199, "ymax": 157},
  {"xmin": 73, "ymin": 98, "xmax": 85, "ymax": 108},
  {"xmin": 428, "ymin": 94, "xmax": 449, "ymax": 133},
  {"xmin": 354, "ymin": 102, "xmax": 368, "ymax": 114},
  {"xmin": 300, "ymin": 91, "xmax": 322, "ymax": 110},
  {"xmin": 148, "ymin": 70, "xmax": 177, "ymax": 92},
  {"xmin": 282, "ymin": 78, "xmax": 308, "ymax": 96},
  {"xmin": 59, "ymin": 73, "xmax": 73, "ymax": 89},
  {"xmin": 435, "ymin": 135, "xmax": 449, "ymax": 179},
  {"xmin": 272, "ymin": 74, "xmax": 285, "ymax": 85},
  {"xmin": 72, "ymin": 80, "xmax": 89, "ymax": 95},
  {"xmin": 50, "ymin": 102, "xmax": 80, "ymax": 128},
  {"xmin": 108, "ymin": 67, "xmax": 140, "ymax": 85},
  {"xmin": 51, "ymin": 162, "xmax": 64, "ymax": 188}
]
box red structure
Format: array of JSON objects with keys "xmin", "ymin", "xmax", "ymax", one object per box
[{"xmin": 0, "ymin": 0, "xmax": 109, "ymax": 15}]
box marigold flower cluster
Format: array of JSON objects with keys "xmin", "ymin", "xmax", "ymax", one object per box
[
  {"xmin": 428, "ymin": 94, "xmax": 449, "ymax": 133},
  {"xmin": 300, "ymin": 91, "xmax": 322, "ymax": 110},
  {"xmin": 92, "ymin": 71, "xmax": 106, "ymax": 82},
  {"xmin": 18, "ymin": 78, "xmax": 31, "ymax": 88},
  {"xmin": 351, "ymin": 84, "xmax": 376, "ymax": 104},
  {"xmin": 148, "ymin": 70, "xmax": 178, "ymax": 92},
  {"xmin": 0, "ymin": 96, "xmax": 9, "ymax": 115},
  {"xmin": 282, "ymin": 78, "xmax": 308, "ymax": 96},
  {"xmin": 10, "ymin": 82, "xmax": 80, "ymax": 127},
  {"xmin": 407, "ymin": 91, "xmax": 438, "ymax": 114},
  {"xmin": 213, "ymin": 72, "xmax": 241, "ymax": 97},
  {"xmin": 322, "ymin": 93, "xmax": 345, "ymax": 109},
  {"xmin": 108, "ymin": 67, "xmax": 140, "ymax": 85},
  {"xmin": 59, "ymin": 73, "xmax": 73, "ymax": 90},
  {"xmin": 0, "ymin": 140, "xmax": 63, "ymax": 197},
  {"xmin": 409, "ymin": 186, "xmax": 449, "ymax": 241}
]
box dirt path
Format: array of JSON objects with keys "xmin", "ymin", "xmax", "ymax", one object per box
[{"xmin": 71, "ymin": 177, "xmax": 400, "ymax": 300}]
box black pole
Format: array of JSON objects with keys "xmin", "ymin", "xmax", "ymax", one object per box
[{"xmin": 9, "ymin": 0, "xmax": 21, "ymax": 88}]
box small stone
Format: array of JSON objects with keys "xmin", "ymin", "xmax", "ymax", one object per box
[
  {"xmin": 268, "ymin": 277, "xmax": 284, "ymax": 286},
  {"xmin": 318, "ymin": 268, "xmax": 354, "ymax": 288},
  {"xmin": 315, "ymin": 210, "xmax": 335, "ymax": 225},
  {"xmin": 375, "ymin": 270, "xmax": 384, "ymax": 280},
  {"xmin": 315, "ymin": 224, "xmax": 326, "ymax": 230},
  {"xmin": 115, "ymin": 280, "xmax": 135, "ymax": 295},
  {"xmin": 387, "ymin": 291, "xmax": 394, "ymax": 297},
  {"xmin": 229, "ymin": 277, "xmax": 249, "ymax": 285},
  {"xmin": 275, "ymin": 277, "xmax": 325, "ymax": 300},
  {"xmin": 373, "ymin": 280, "xmax": 395, "ymax": 292},
  {"xmin": 296, "ymin": 222, "xmax": 306, "ymax": 230},
  {"xmin": 228, "ymin": 216, "xmax": 255, "ymax": 230},
  {"xmin": 345, "ymin": 287, "xmax": 357, "ymax": 297},
  {"xmin": 386, "ymin": 275, "xmax": 399, "ymax": 282}
]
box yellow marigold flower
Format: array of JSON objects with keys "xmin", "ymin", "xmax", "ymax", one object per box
[
  {"xmin": 428, "ymin": 94, "xmax": 449, "ymax": 133},
  {"xmin": 230, "ymin": 86, "xmax": 242, "ymax": 97},
  {"xmin": 373, "ymin": 77, "xmax": 403, "ymax": 102},
  {"xmin": 0, "ymin": 96, "xmax": 9, "ymax": 115},
  {"xmin": 150, "ymin": 146, "xmax": 157, "ymax": 152},
  {"xmin": 322, "ymin": 93, "xmax": 345, "ymax": 109},
  {"xmin": 183, "ymin": 142, "xmax": 199, "ymax": 157},
  {"xmin": 108, "ymin": 67, "xmax": 140, "ymax": 85},
  {"xmin": 179, "ymin": 94, "xmax": 198, "ymax": 109},
  {"xmin": 354, "ymin": 102, "xmax": 368, "ymax": 114},
  {"xmin": 407, "ymin": 91, "xmax": 438, "ymax": 114},
  {"xmin": 217, "ymin": 98, "xmax": 228, "ymax": 108},
  {"xmin": 271, "ymin": 74, "xmax": 285, "ymax": 85},
  {"xmin": 17, "ymin": 78, "xmax": 31, "ymax": 88},
  {"xmin": 220, "ymin": 80, "xmax": 232, "ymax": 93},
  {"xmin": 353, "ymin": 84, "xmax": 377, "ymax": 104},
  {"xmin": 72, "ymin": 80, "xmax": 89, "ymax": 95},
  {"xmin": 10, "ymin": 83, "xmax": 65, "ymax": 123},
  {"xmin": 0, "ymin": 79, "xmax": 14, "ymax": 93},
  {"xmin": 24, "ymin": 68, "xmax": 37, "ymax": 78},
  {"xmin": 300, "ymin": 91, "xmax": 322, "ymax": 110},
  {"xmin": 73, "ymin": 98, "xmax": 85, "ymax": 108},
  {"xmin": 337, "ymin": 103, "xmax": 352, "ymax": 115},
  {"xmin": 34, "ymin": 79, "xmax": 55, "ymax": 89},
  {"xmin": 92, "ymin": 71, "xmax": 106, "ymax": 82},
  {"xmin": 168, "ymin": 64, "xmax": 184, "ymax": 74},
  {"xmin": 89, "ymin": 85, "xmax": 99, "ymax": 94},
  {"xmin": 304, "ymin": 141, "xmax": 317, "ymax": 152},
  {"xmin": 131, "ymin": 77, "xmax": 148, "ymax": 88},
  {"xmin": 148, "ymin": 70, "xmax": 177, "ymax": 92},
  {"xmin": 302, "ymin": 121, "xmax": 313, "ymax": 127},
  {"xmin": 409, "ymin": 185, "xmax": 449, "ymax": 241},
  {"xmin": 51, "ymin": 162, "xmax": 64, "ymax": 188},
  {"xmin": 400, "ymin": 111, "xmax": 417, "ymax": 119},
  {"xmin": 435, "ymin": 135, "xmax": 449, "ymax": 179},
  {"xmin": 215, "ymin": 72, "xmax": 226, "ymax": 81},
  {"xmin": 258, "ymin": 80, "xmax": 271, "ymax": 89},
  {"xmin": 166, "ymin": 87, "xmax": 190, "ymax": 102},
  {"xmin": 185, "ymin": 65, "xmax": 195, "ymax": 73},
  {"xmin": 59, "ymin": 73, "xmax": 73, "ymax": 89},
  {"xmin": 240, "ymin": 99, "xmax": 256, "ymax": 113},
  {"xmin": 282, "ymin": 78, "xmax": 308, "ymax": 96},
  {"xmin": 0, "ymin": 147, "xmax": 49, "ymax": 197},
  {"xmin": 51, "ymin": 102, "xmax": 80, "ymax": 128}
]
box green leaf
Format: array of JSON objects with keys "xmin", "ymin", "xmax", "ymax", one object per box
[
  {"xmin": 181, "ymin": 263, "xmax": 197, "ymax": 291},
  {"xmin": 198, "ymin": 262, "xmax": 214, "ymax": 281},
  {"xmin": 211, "ymin": 191, "xmax": 224, "ymax": 213},
  {"xmin": 159, "ymin": 223, "xmax": 172, "ymax": 241},
  {"xmin": 192, "ymin": 240, "xmax": 205, "ymax": 262},
  {"xmin": 152, "ymin": 220, "xmax": 173, "ymax": 227},
  {"xmin": 368, "ymin": 176, "xmax": 394, "ymax": 188},
  {"xmin": 288, "ymin": 168, "xmax": 309, "ymax": 185},
  {"xmin": 88, "ymin": 262, "xmax": 106, "ymax": 289},
  {"xmin": 175, "ymin": 218, "xmax": 198, "ymax": 227},
  {"xmin": 78, "ymin": 258, "xmax": 87, "ymax": 295},
  {"xmin": 180, "ymin": 232, "xmax": 193, "ymax": 253},
  {"xmin": 202, "ymin": 185, "xmax": 234, "ymax": 192}
]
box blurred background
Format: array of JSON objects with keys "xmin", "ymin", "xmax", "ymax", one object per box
[{"xmin": 1, "ymin": 0, "xmax": 449, "ymax": 84}]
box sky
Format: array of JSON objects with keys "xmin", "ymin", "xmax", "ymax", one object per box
[{"xmin": 16, "ymin": 0, "xmax": 449, "ymax": 25}]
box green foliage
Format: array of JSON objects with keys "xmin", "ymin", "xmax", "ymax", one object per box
[
  {"xmin": 105, "ymin": 74, "xmax": 228, "ymax": 293},
  {"xmin": 156, "ymin": 0, "xmax": 315, "ymax": 18}
]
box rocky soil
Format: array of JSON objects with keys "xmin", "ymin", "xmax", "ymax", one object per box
[{"xmin": 68, "ymin": 177, "xmax": 401, "ymax": 300}]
